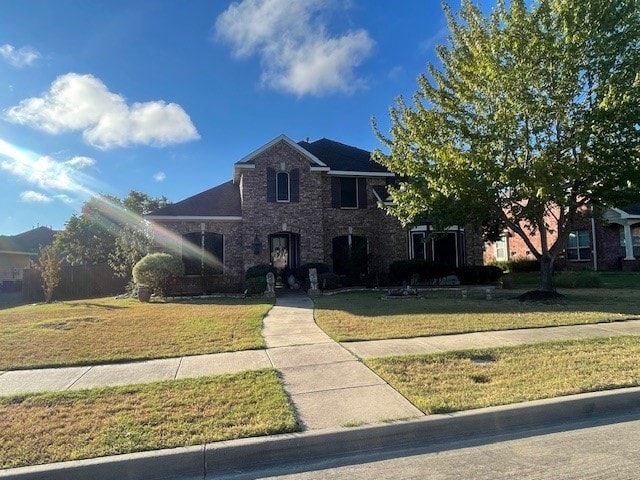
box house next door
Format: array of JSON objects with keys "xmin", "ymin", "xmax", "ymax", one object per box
[{"xmin": 269, "ymin": 233, "xmax": 299, "ymax": 271}]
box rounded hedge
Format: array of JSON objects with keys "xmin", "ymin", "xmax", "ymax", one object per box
[{"xmin": 132, "ymin": 253, "xmax": 184, "ymax": 296}]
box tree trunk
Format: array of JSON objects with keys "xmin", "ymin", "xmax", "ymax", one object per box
[{"xmin": 538, "ymin": 255, "xmax": 555, "ymax": 292}]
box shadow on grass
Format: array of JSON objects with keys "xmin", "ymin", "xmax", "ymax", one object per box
[{"xmin": 313, "ymin": 288, "xmax": 640, "ymax": 319}]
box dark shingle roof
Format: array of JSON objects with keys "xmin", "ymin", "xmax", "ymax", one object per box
[
  {"xmin": 0, "ymin": 226, "xmax": 56, "ymax": 253},
  {"xmin": 298, "ymin": 138, "xmax": 390, "ymax": 173},
  {"xmin": 147, "ymin": 181, "xmax": 241, "ymax": 218},
  {"xmin": 620, "ymin": 204, "xmax": 640, "ymax": 215}
]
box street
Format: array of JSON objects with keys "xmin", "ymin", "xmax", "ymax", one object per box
[{"xmin": 214, "ymin": 413, "xmax": 640, "ymax": 480}]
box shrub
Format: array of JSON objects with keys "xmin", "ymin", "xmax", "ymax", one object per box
[
  {"xmin": 318, "ymin": 273, "xmax": 341, "ymax": 290},
  {"xmin": 485, "ymin": 265, "xmax": 504, "ymax": 282},
  {"xmin": 508, "ymin": 257, "xmax": 540, "ymax": 272},
  {"xmin": 294, "ymin": 262, "xmax": 330, "ymax": 282},
  {"xmin": 455, "ymin": 266, "xmax": 504, "ymax": 285},
  {"xmin": 389, "ymin": 260, "xmax": 451, "ymax": 285},
  {"xmin": 245, "ymin": 276, "xmax": 267, "ymax": 295},
  {"xmin": 554, "ymin": 271, "xmax": 603, "ymax": 288},
  {"xmin": 132, "ymin": 253, "xmax": 184, "ymax": 297},
  {"xmin": 245, "ymin": 264, "xmax": 276, "ymax": 279},
  {"xmin": 455, "ymin": 266, "xmax": 480, "ymax": 285}
]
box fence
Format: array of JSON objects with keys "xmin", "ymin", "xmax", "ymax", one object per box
[{"xmin": 23, "ymin": 264, "xmax": 129, "ymax": 302}]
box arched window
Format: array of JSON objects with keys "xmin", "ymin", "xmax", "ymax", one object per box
[{"xmin": 276, "ymin": 172, "xmax": 289, "ymax": 202}]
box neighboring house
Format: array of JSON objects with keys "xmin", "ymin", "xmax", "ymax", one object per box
[
  {"xmin": 0, "ymin": 226, "xmax": 56, "ymax": 288},
  {"xmin": 484, "ymin": 205, "xmax": 640, "ymax": 271},
  {"xmin": 147, "ymin": 135, "xmax": 484, "ymax": 291}
]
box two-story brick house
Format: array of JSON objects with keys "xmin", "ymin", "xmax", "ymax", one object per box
[{"xmin": 147, "ymin": 135, "xmax": 483, "ymax": 291}]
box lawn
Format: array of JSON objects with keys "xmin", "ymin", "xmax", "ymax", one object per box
[
  {"xmin": 313, "ymin": 288, "xmax": 640, "ymax": 342},
  {"xmin": 365, "ymin": 336, "xmax": 640, "ymax": 414},
  {"xmin": 0, "ymin": 296, "xmax": 273, "ymax": 370},
  {"xmin": 0, "ymin": 369, "xmax": 298, "ymax": 470}
]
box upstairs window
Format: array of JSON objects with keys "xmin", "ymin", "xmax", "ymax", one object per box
[
  {"xmin": 276, "ymin": 172, "xmax": 289, "ymax": 202},
  {"xmin": 331, "ymin": 177, "xmax": 367, "ymax": 209},
  {"xmin": 267, "ymin": 168, "xmax": 299, "ymax": 203},
  {"xmin": 566, "ymin": 230, "xmax": 590, "ymax": 261}
]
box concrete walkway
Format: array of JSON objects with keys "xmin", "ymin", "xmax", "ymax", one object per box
[
  {"xmin": 262, "ymin": 290, "xmax": 422, "ymax": 429},
  {"xmin": 1, "ymin": 292, "xmax": 640, "ymax": 430}
]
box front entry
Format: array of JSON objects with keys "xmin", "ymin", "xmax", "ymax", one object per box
[{"xmin": 269, "ymin": 232, "xmax": 299, "ymax": 272}]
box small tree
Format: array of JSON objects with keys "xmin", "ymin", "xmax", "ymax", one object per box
[
  {"xmin": 132, "ymin": 253, "xmax": 184, "ymax": 297},
  {"xmin": 36, "ymin": 245, "xmax": 61, "ymax": 303}
]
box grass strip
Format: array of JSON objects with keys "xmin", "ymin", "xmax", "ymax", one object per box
[
  {"xmin": 314, "ymin": 290, "xmax": 640, "ymax": 341},
  {"xmin": 0, "ymin": 369, "xmax": 298, "ymax": 470},
  {"xmin": 0, "ymin": 297, "xmax": 272, "ymax": 370},
  {"xmin": 365, "ymin": 336, "xmax": 640, "ymax": 414}
]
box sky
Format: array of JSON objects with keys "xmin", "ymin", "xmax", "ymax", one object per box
[{"xmin": 0, "ymin": 0, "xmax": 493, "ymax": 235}]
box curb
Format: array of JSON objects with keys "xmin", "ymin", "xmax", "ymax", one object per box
[{"xmin": 2, "ymin": 387, "xmax": 640, "ymax": 480}]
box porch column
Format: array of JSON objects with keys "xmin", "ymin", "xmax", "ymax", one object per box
[{"xmin": 623, "ymin": 222, "xmax": 635, "ymax": 260}]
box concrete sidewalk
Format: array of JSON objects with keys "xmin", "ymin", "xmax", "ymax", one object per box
[{"xmin": 263, "ymin": 290, "xmax": 422, "ymax": 429}]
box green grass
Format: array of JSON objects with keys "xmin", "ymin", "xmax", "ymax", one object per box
[
  {"xmin": 0, "ymin": 296, "xmax": 273, "ymax": 370},
  {"xmin": 365, "ymin": 336, "xmax": 640, "ymax": 414},
  {"xmin": 313, "ymin": 289, "xmax": 640, "ymax": 341},
  {"xmin": 0, "ymin": 369, "xmax": 298, "ymax": 470}
]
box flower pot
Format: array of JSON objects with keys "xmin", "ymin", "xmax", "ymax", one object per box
[{"xmin": 138, "ymin": 286, "xmax": 152, "ymax": 302}]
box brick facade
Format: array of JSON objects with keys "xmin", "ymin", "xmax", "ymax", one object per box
[{"xmin": 150, "ymin": 136, "xmax": 485, "ymax": 291}]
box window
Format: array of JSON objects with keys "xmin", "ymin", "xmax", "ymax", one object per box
[
  {"xmin": 267, "ymin": 168, "xmax": 299, "ymax": 202},
  {"xmin": 494, "ymin": 236, "xmax": 508, "ymax": 261},
  {"xmin": 276, "ymin": 172, "xmax": 289, "ymax": 202},
  {"xmin": 340, "ymin": 178, "xmax": 358, "ymax": 208},
  {"xmin": 566, "ymin": 230, "xmax": 590, "ymax": 261},
  {"xmin": 332, "ymin": 235, "xmax": 368, "ymax": 276},
  {"xmin": 182, "ymin": 232, "xmax": 224, "ymax": 275},
  {"xmin": 411, "ymin": 232, "xmax": 426, "ymax": 260},
  {"xmin": 331, "ymin": 177, "xmax": 367, "ymax": 209}
]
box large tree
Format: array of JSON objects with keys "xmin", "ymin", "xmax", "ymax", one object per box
[{"xmin": 373, "ymin": 0, "xmax": 640, "ymax": 292}]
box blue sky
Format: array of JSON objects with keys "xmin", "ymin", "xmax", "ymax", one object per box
[{"xmin": 0, "ymin": 0, "xmax": 491, "ymax": 235}]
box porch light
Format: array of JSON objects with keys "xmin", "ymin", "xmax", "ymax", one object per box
[{"xmin": 252, "ymin": 235, "xmax": 263, "ymax": 255}]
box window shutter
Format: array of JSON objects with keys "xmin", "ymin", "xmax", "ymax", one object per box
[
  {"xmin": 266, "ymin": 168, "xmax": 276, "ymax": 202},
  {"xmin": 357, "ymin": 178, "xmax": 367, "ymax": 209},
  {"xmin": 331, "ymin": 177, "xmax": 341, "ymax": 208},
  {"xmin": 290, "ymin": 169, "xmax": 299, "ymax": 202}
]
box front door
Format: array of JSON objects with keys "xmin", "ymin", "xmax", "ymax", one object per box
[{"xmin": 270, "ymin": 234, "xmax": 289, "ymax": 271}]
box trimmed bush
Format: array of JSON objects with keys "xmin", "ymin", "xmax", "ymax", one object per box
[
  {"xmin": 245, "ymin": 276, "xmax": 267, "ymax": 295},
  {"xmin": 455, "ymin": 266, "xmax": 480, "ymax": 285},
  {"xmin": 132, "ymin": 253, "xmax": 184, "ymax": 297},
  {"xmin": 508, "ymin": 258, "xmax": 540, "ymax": 272},
  {"xmin": 318, "ymin": 273, "xmax": 341, "ymax": 290},
  {"xmin": 389, "ymin": 259, "xmax": 452, "ymax": 285},
  {"xmin": 294, "ymin": 263, "xmax": 330, "ymax": 282},
  {"xmin": 245, "ymin": 264, "xmax": 276, "ymax": 279},
  {"xmin": 455, "ymin": 266, "xmax": 504, "ymax": 285},
  {"xmin": 554, "ymin": 271, "xmax": 603, "ymax": 288}
]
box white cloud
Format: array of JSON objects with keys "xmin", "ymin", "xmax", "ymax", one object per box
[
  {"xmin": 215, "ymin": 0, "xmax": 374, "ymax": 96},
  {"xmin": 0, "ymin": 139, "xmax": 96, "ymax": 193},
  {"xmin": 153, "ymin": 171, "xmax": 166, "ymax": 181},
  {"xmin": 0, "ymin": 44, "xmax": 40, "ymax": 68},
  {"xmin": 4, "ymin": 73, "xmax": 200, "ymax": 149},
  {"xmin": 20, "ymin": 190, "xmax": 52, "ymax": 203}
]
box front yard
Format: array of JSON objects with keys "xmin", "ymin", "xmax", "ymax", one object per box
[
  {"xmin": 313, "ymin": 288, "xmax": 640, "ymax": 342},
  {"xmin": 0, "ymin": 369, "xmax": 298, "ymax": 469},
  {"xmin": 0, "ymin": 296, "xmax": 273, "ymax": 370},
  {"xmin": 366, "ymin": 336, "xmax": 640, "ymax": 414}
]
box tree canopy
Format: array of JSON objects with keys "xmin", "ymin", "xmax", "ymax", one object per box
[
  {"xmin": 54, "ymin": 191, "xmax": 170, "ymax": 276},
  {"xmin": 373, "ymin": 0, "xmax": 640, "ymax": 291}
]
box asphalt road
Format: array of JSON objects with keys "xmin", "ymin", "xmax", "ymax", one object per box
[{"xmin": 213, "ymin": 413, "xmax": 640, "ymax": 480}]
